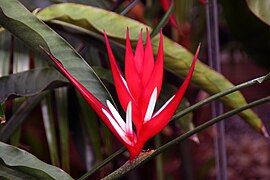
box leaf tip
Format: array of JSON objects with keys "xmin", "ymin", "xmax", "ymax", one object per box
[
  {"xmin": 261, "ymin": 125, "xmax": 269, "ymax": 138},
  {"xmin": 0, "ymin": 117, "xmax": 6, "ymax": 124},
  {"xmin": 190, "ymin": 134, "xmax": 200, "ymax": 144}
]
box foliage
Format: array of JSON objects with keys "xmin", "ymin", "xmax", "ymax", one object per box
[{"xmin": 0, "ymin": 0, "xmax": 269, "ymax": 179}]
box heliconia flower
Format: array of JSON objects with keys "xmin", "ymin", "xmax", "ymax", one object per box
[{"xmin": 42, "ymin": 29, "xmax": 200, "ymax": 160}]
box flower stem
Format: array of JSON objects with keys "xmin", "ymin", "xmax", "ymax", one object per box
[
  {"xmin": 103, "ymin": 96, "xmax": 270, "ymax": 179},
  {"xmin": 172, "ymin": 73, "xmax": 270, "ymax": 121},
  {"xmin": 78, "ymin": 147, "xmax": 126, "ymax": 180}
]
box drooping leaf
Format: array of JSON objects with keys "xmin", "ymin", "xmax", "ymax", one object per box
[
  {"xmin": 220, "ymin": 0, "xmax": 270, "ymax": 68},
  {"xmin": 0, "ymin": 67, "xmax": 68, "ymax": 103},
  {"xmin": 0, "ymin": 141, "xmax": 73, "ymax": 180},
  {"xmin": 246, "ymin": 0, "xmax": 270, "ymax": 27},
  {"xmin": 0, "ymin": 0, "xmax": 114, "ymax": 107},
  {"xmin": 36, "ymin": 3, "xmax": 264, "ymax": 133}
]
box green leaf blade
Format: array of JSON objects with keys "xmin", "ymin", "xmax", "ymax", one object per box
[
  {"xmin": 0, "ymin": 0, "xmax": 113, "ymax": 106},
  {"xmin": 0, "ymin": 142, "xmax": 73, "ymax": 180}
]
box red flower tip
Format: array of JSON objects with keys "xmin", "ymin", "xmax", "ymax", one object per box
[{"xmin": 42, "ymin": 29, "xmax": 199, "ymax": 160}]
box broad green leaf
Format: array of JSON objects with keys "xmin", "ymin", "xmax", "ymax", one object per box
[
  {"xmin": 246, "ymin": 0, "xmax": 270, "ymax": 26},
  {"xmin": 0, "ymin": 67, "xmax": 68, "ymax": 103},
  {"xmin": 0, "ymin": 142, "xmax": 73, "ymax": 180},
  {"xmin": 37, "ymin": 3, "xmax": 264, "ymax": 134},
  {"xmin": 0, "ymin": 0, "xmax": 114, "ymax": 107}
]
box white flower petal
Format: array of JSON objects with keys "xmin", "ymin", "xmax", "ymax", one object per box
[
  {"xmin": 121, "ymin": 75, "xmax": 131, "ymax": 94},
  {"xmin": 144, "ymin": 87, "xmax": 157, "ymax": 123},
  {"xmin": 126, "ymin": 101, "xmax": 133, "ymax": 134},
  {"xmin": 102, "ymin": 108, "xmax": 130, "ymax": 144},
  {"xmin": 106, "ymin": 100, "xmax": 126, "ymax": 131},
  {"xmin": 153, "ymin": 95, "xmax": 175, "ymax": 118}
]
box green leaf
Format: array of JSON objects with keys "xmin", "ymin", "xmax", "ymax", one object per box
[
  {"xmin": 36, "ymin": 3, "xmax": 265, "ymax": 133},
  {"xmin": 0, "ymin": 141, "xmax": 73, "ymax": 180},
  {"xmin": 0, "ymin": 94, "xmax": 46, "ymax": 142},
  {"xmin": 0, "ymin": 67, "xmax": 68, "ymax": 103},
  {"xmin": 150, "ymin": 1, "xmax": 174, "ymax": 38},
  {"xmin": 0, "ymin": 0, "xmax": 114, "ymax": 107},
  {"xmin": 0, "ymin": 104, "xmax": 5, "ymax": 124},
  {"xmin": 55, "ymin": 87, "xmax": 70, "ymax": 173},
  {"xmin": 246, "ymin": 0, "xmax": 270, "ymax": 26},
  {"xmin": 0, "ymin": 31, "xmax": 10, "ymax": 77},
  {"xmin": 159, "ymin": 83, "xmax": 194, "ymax": 129},
  {"xmin": 77, "ymin": 92, "xmax": 103, "ymax": 163},
  {"xmin": 41, "ymin": 95, "xmax": 60, "ymax": 167}
]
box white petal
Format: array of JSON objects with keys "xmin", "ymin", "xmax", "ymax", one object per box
[
  {"xmin": 153, "ymin": 95, "xmax": 175, "ymax": 118},
  {"xmin": 106, "ymin": 100, "xmax": 126, "ymax": 131},
  {"xmin": 144, "ymin": 87, "xmax": 157, "ymax": 123},
  {"xmin": 126, "ymin": 101, "xmax": 133, "ymax": 134},
  {"xmin": 121, "ymin": 75, "xmax": 131, "ymax": 95},
  {"xmin": 102, "ymin": 108, "xmax": 130, "ymax": 144}
]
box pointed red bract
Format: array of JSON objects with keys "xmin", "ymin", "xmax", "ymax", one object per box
[
  {"xmin": 139, "ymin": 31, "xmax": 164, "ymax": 118},
  {"xmin": 125, "ymin": 28, "xmax": 142, "ymax": 102},
  {"xmin": 141, "ymin": 29, "xmax": 155, "ymax": 87},
  {"xmin": 104, "ymin": 32, "xmax": 143, "ymax": 131},
  {"xmin": 134, "ymin": 30, "xmax": 145, "ymax": 75},
  {"xmin": 138, "ymin": 44, "xmax": 200, "ymax": 143},
  {"xmin": 41, "ymin": 48, "xmax": 137, "ymax": 153},
  {"xmin": 104, "ymin": 32, "xmax": 134, "ymax": 110},
  {"xmin": 43, "ymin": 29, "xmax": 199, "ymax": 160}
]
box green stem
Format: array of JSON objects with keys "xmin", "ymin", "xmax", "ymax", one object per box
[
  {"xmin": 103, "ymin": 96, "xmax": 270, "ymax": 179},
  {"xmin": 172, "ymin": 74, "xmax": 269, "ymax": 121},
  {"xmin": 150, "ymin": 1, "xmax": 174, "ymax": 38},
  {"xmin": 78, "ymin": 147, "xmax": 126, "ymax": 180},
  {"xmin": 79, "ymin": 73, "xmax": 270, "ymax": 179}
]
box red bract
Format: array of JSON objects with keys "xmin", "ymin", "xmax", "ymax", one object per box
[
  {"xmin": 42, "ymin": 29, "xmax": 199, "ymax": 160},
  {"xmin": 159, "ymin": 0, "xmax": 178, "ymax": 29}
]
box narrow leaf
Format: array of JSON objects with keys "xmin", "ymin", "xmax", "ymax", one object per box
[
  {"xmin": 150, "ymin": 0, "xmax": 174, "ymax": 38},
  {"xmin": 77, "ymin": 91, "xmax": 103, "ymax": 163},
  {"xmin": 0, "ymin": 94, "xmax": 46, "ymax": 142},
  {"xmin": 55, "ymin": 87, "xmax": 70, "ymax": 173},
  {"xmin": 41, "ymin": 96, "xmax": 60, "ymax": 167}
]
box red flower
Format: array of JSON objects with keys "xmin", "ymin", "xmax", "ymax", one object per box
[{"xmin": 42, "ymin": 29, "xmax": 199, "ymax": 159}]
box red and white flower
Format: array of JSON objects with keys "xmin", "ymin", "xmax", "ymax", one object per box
[{"xmin": 43, "ymin": 28, "xmax": 200, "ymax": 159}]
